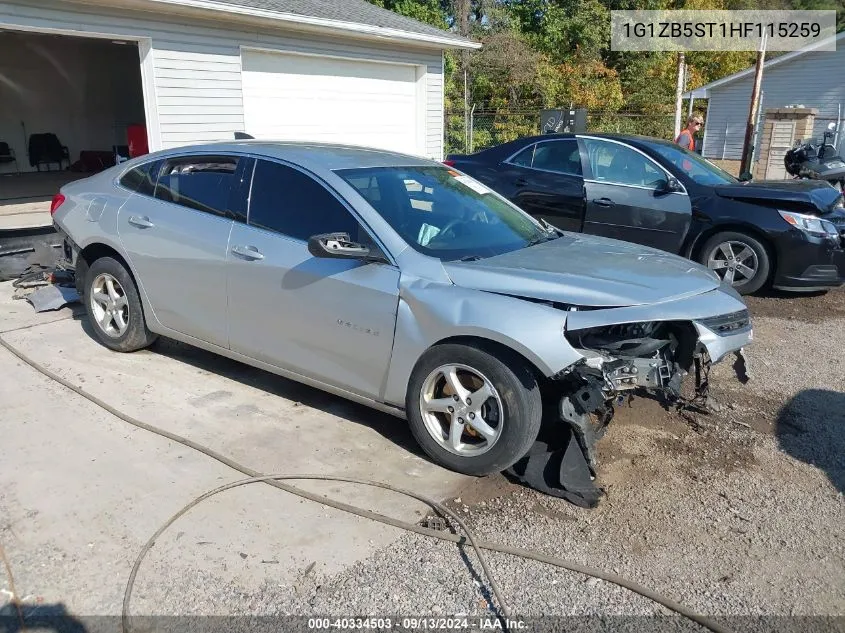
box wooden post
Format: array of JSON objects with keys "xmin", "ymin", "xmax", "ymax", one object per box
[
  {"xmin": 674, "ymin": 52, "xmax": 685, "ymax": 139},
  {"xmin": 740, "ymin": 34, "xmax": 767, "ymax": 178},
  {"xmin": 464, "ymin": 68, "xmax": 468, "ymax": 153}
]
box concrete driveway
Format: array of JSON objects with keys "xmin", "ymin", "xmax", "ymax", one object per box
[{"xmin": 0, "ymin": 281, "xmax": 468, "ymax": 616}]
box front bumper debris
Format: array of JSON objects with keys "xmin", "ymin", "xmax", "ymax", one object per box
[{"xmin": 507, "ymin": 312, "xmax": 752, "ymax": 508}]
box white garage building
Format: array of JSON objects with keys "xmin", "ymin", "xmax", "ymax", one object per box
[{"xmin": 0, "ymin": 0, "xmax": 477, "ymax": 179}]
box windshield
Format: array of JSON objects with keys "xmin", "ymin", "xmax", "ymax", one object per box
[
  {"xmin": 648, "ymin": 142, "xmax": 738, "ymax": 186},
  {"xmin": 336, "ymin": 166, "xmax": 549, "ymax": 261}
]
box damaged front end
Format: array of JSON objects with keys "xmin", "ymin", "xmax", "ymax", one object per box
[{"xmin": 507, "ymin": 308, "xmax": 752, "ymax": 507}]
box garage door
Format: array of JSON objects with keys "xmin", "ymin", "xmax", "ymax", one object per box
[{"xmin": 241, "ymin": 50, "xmax": 421, "ymax": 155}]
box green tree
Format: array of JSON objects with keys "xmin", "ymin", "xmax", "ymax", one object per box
[
  {"xmin": 367, "ymin": 0, "xmax": 844, "ymax": 150},
  {"xmin": 366, "ymin": 0, "xmax": 449, "ymax": 28},
  {"xmin": 497, "ymin": 0, "xmax": 611, "ymax": 60}
]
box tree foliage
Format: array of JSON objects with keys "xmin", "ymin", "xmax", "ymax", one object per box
[{"xmin": 367, "ymin": 0, "xmax": 843, "ymax": 149}]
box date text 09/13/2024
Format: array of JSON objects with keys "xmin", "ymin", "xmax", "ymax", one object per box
[{"xmin": 307, "ymin": 617, "xmax": 528, "ymax": 630}]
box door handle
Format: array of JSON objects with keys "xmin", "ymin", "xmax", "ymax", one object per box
[
  {"xmin": 231, "ymin": 245, "xmax": 264, "ymax": 260},
  {"xmin": 127, "ymin": 215, "xmax": 154, "ymax": 228},
  {"xmin": 592, "ymin": 198, "xmax": 615, "ymax": 207},
  {"xmin": 515, "ymin": 177, "xmax": 528, "ymax": 187}
]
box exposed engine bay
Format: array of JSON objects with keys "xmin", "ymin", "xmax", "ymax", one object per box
[{"xmin": 507, "ymin": 313, "xmax": 751, "ymax": 507}]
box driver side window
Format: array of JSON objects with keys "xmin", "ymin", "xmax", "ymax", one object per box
[
  {"xmin": 248, "ymin": 159, "xmax": 364, "ymax": 242},
  {"xmin": 583, "ymin": 139, "xmax": 665, "ymax": 189}
]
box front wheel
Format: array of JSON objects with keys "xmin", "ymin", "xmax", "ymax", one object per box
[
  {"xmin": 698, "ymin": 231, "xmax": 771, "ymax": 295},
  {"xmin": 406, "ymin": 343, "xmax": 542, "ymax": 476}
]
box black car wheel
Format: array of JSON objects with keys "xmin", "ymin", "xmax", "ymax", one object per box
[
  {"xmin": 85, "ymin": 257, "xmax": 158, "ymax": 352},
  {"xmin": 698, "ymin": 231, "xmax": 771, "ymax": 295}
]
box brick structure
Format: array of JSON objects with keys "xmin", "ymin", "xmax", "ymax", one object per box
[
  {"xmin": 754, "ymin": 107, "xmax": 817, "ymax": 181},
  {"xmin": 710, "ymin": 159, "xmax": 741, "ymax": 177}
]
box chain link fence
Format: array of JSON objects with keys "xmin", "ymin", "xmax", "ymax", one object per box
[{"xmin": 445, "ymin": 110, "xmax": 678, "ymax": 155}]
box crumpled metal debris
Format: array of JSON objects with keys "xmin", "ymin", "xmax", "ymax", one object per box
[
  {"xmin": 506, "ymin": 425, "xmax": 604, "ymax": 508},
  {"xmin": 25, "ymin": 284, "xmax": 80, "ymax": 312},
  {"xmin": 733, "ymin": 348, "xmax": 752, "ymax": 383}
]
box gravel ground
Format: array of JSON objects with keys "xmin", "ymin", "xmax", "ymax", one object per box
[
  {"xmin": 118, "ymin": 289, "xmax": 845, "ymax": 631},
  {"xmin": 3, "ymin": 288, "xmax": 844, "ymax": 632}
]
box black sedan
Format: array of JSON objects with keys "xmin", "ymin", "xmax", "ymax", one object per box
[{"xmin": 445, "ymin": 134, "xmax": 845, "ymax": 294}]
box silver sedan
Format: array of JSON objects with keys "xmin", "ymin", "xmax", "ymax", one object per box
[{"xmin": 51, "ymin": 141, "xmax": 752, "ymax": 479}]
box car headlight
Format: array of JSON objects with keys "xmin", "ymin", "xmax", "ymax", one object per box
[
  {"xmin": 778, "ymin": 210, "xmax": 839, "ymax": 239},
  {"xmin": 699, "ymin": 309, "xmax": 751, "ymax": 335}
]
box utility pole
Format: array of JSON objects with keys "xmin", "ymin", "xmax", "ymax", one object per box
[
  {"xmin": 739, "ymin": 33, "xmax": 767, "ymax": 178},
  {"xmin": 456, "ymin": 0, "xmax": 471, "ymax": 153},
  {"xmin": 686, "ymin": 64, "xmax": 695, "ymax": 120},
  {"xmin": 464, "ymin": 68, "xmax": 468, "ymax": 152},
  {"xmin": 674, "ymin": 52, "xmax": 685, "ymax": 139}
]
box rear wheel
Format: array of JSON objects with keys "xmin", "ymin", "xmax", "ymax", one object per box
[
  {"xmin": 85, "ymin": 257, "xmax": 157, "ymax": 352},
  {"xmin": 699, "ymin": 231, "xmax": 771, "ymax": 295},
  {"xmin": 406, "ymin": 343, "xmax": 542, "ymax": 476}
]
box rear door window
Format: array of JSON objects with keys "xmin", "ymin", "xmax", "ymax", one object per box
[
  {"xmin": 508, "ymin": 145, "xmax": 536, "ymax": 167},
  {"xmin": 154, "ymin": 155, "xmax": 239, "ymax": 217},
  {"xmin": 119, "ymin": 159, "xmax": 162, "ymax": 196},
  {"xmin": 531, "ymin": 140, "xmax": 583, "ymax": 176}
]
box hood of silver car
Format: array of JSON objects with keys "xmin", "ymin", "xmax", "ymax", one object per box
[{"xmin": 442, "ymin": 233, "xmax": 721, "ymax": 307}]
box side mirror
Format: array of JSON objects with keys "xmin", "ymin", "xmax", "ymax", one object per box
[
  {"xmin": 308, "ymin": 232, "xmax": 371, "ymax": 260},
  {"xmin": 658, "ymin": 176, "xmax": 684, "ymax": 193}
]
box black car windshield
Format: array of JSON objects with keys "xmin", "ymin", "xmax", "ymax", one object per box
[
  {"xmin": 336, "ymin": 166, "xmax": 549, "ymax": 261},
  {"xmin": 648, "ymin": 142, "xmax": 738, "ymax": 186}
]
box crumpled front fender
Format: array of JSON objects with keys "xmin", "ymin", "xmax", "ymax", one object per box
[{"xmin": 381, "ymin": 277, "xmax": 584, "ymax": 407}]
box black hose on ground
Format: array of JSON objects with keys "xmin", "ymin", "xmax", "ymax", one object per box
[
  {"xmin": 124, "ymin": 474, "xmax": 511, "ymax": 633},
  {"xmin": 0, "ymin": 333, "xmax": 734, "ymax": 633}
]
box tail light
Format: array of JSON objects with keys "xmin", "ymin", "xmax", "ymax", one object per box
[
  {"xmin": 50, "ymin": 193, "xmax": 65, "ymax": 215},
  {"xmin": 442, "ymin": 159, "xmax": 456, "ymax": 167}
]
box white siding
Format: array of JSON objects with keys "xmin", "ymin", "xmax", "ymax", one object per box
[
  {"xmin": 702, "ymin": 47, "xmax": 845, "ymax": 160},
  {"xmin": 0, "ymin": 0, "xmax": 446, "ymax": 159}
]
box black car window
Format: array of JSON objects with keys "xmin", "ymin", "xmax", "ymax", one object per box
[
  {"xmin": 248, "ymin": 159, "xmax": 361, "ymax": 242},
  {"xmin": 119, "ymin": 159, "xmax": 162, "ymax": 196},
  {"xmin": 508, "ymin": 144, "xmax": 535, "ymax": 167},
  {"xmin": 531, "ymin": 140, "xmax": 582, "ymax": 176},
  {"xmin": 154, "ymin": 155, "xmax": 238, "ymax": 217},
  {"xmin": 583, "ymin": 139, "xmax": 665, "ymax": 188}
]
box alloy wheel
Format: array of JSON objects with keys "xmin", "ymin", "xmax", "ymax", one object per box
[
  {"xmin": 418, "ymin": 363, "xmax": 504, "ymax": 457},
  {"xmin": 706, "ymin": 240, "xmax": 759, "ymax": 286},
  {"xmin": 90, "ymin": 273, "xmax": 130, "ymax": 338}
]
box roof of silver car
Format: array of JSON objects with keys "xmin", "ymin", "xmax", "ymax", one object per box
[{"xmin": 152, "ymin": 140, "xmax": 436, "ymax": 171}]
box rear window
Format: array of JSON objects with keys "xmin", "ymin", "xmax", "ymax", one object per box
[
  {"xmin": 531, "ymin": 140, "xmax": 582, "ymax": 175},
  {"xmin": 508, "ymin": 145, "xmax": 535, "ymax": 167},
  {"xmin": 119, "ymin": 160, "xmax": 161, "ymax": 196},
  {"xmin": 154, "ymin": 155, "xmax": 238, "ymax": 217}
]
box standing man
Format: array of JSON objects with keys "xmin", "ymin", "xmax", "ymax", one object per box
[{"xmin": 676, "ymin": 114, "xmax": 703, "ymax": 151}]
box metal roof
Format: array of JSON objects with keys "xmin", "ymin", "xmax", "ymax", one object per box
[
  {"xmin": 683, "ymin": 30, "xmax": 845, "ymax": 99},
  {"xmin": 153, "ymin": 0, "xmax": 479, "ymax": 49}
]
